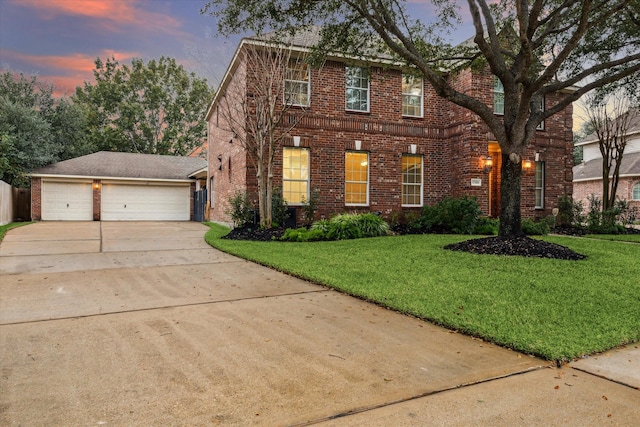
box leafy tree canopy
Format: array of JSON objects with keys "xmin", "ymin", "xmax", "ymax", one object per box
[
  {"xmin": 0, "ymin": 72, "xmax": 91, "ymax": 187},
  {"xmin": 74, "ymin": 56, "xmax": 214, "ymax": 156}
]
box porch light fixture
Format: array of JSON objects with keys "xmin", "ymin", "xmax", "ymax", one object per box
[
  {"xmin": 93, "ymin": 183, "xmax": 101, "ymax": 190},
  {"xmin": 523, "ymin": 160, "xmax": 532, "ymax": 169},
  {"xmin": 482, "ymin": 155, "xmax": 493, "ymax": 173}
]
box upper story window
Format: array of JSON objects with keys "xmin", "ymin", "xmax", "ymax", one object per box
[
  {"xmin": 283, "ymin": 147, "xmax": 310, "ymax": 205},
  {"xmin": 535, "ymin": 161, "xmax": 545, "ymax": 209},
  {"xmin": 345, "ymin": 67, "xmax": 370, "ymax": 112},
  {"xmin": 402, "ymin": 74, "xmax": 423, "ymax": 117},
  {"xmin": 494, "ymin": 77, "xmax": 504, "ymax": 115},
  {"xmin": 535, "ymin": 96, "xmax": 545, "ymax": 130},
  {"xmin": 402, "ymin": 154, "xmax": 423, "ymax": 206},
  {"xmin": 285, "ymin": 60, "xmax": 310, "ymax": 107},
  {"xmin": 345, "ymin": 151, "xmax": 369, "ymax": 205}
]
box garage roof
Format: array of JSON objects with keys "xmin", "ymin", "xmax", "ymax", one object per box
[
  {"xmin": 573, "ymin": 151, "xmax": 640, "ymax": 182},
  {"xmin": 32, "ymin": 151, "xmax": 207, "ymax": 180}
]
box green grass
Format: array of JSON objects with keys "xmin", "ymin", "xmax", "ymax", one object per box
[
  {"xmin": 0, "ymin": 222, "xmax": 32, "ymax": 243},
  {"xmin": 204, "ymin": 223, "xmax": 640, "ymax": 362},
  {"xmin": 584, "ymin": 234, "xmax": 640, "ymax": 243}
]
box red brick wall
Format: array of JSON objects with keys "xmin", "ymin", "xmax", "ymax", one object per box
[
  {"xmin": 31, "ymin": 177, "xmax": 41, "ymax": 220},
  {"xmin": 207, "ymin": 46, "xmax": 575, "ymax": 225},
  {"xmin": 574, "ymin": 178, "xmax": 640, "ymax": 210}
]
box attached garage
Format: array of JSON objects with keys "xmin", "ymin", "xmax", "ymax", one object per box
[
  {"xmin": 101, "ymin": 182, "xmax": 190, "ymax": 221},
  {"xmin": 31, "ymin": 151, "xmax": 207, "ymax": 222},
  {"xmin": 41, "ymin": 180, "xmax": 93, "ymax": 221}
]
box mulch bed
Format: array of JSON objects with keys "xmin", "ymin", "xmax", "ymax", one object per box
[
  {"xmin": 223, "ymin": 225, "xmax": 596, "ymax": 260},
  {"xmin": 443, "ymin": 236, "xmax": 586, "ymax": 260}
]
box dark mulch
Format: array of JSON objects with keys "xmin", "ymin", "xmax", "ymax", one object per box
[
  {"xmin": 223, "ymin": 226, "xmax": 286, "ymax": 241},
  {"xmin": 444, "ymin": 236, "xmax": 586, "ymax": 260}
]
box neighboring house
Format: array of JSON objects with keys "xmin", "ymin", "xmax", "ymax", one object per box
[
  {"xmin": 31, "ymin": 151, "xmax": 206, "ymax": 221},
  {"xmin": 206, "ymin": 33, "xmax": 575, "ymax": 226},
  {"xmin": 573, "ymin": 112, "xmax": 640, "ymax": 210}
]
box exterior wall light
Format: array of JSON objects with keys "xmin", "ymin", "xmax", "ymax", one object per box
[
  {"xmin": 523, "ymin": 160, "xmax": 532, "ymax": 169},
  {"xmin": 482, "ymin": 155, "xmax": 493, "ymax": 173}
]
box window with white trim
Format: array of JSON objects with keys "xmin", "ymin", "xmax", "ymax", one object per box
[
  {"xmin": 283, "ymin": 147, "xmax": 310, "ymax": 205},
  {"xmin": 632, "ymin": 182, "xmax": 640, "ymax": 200},
  {"xmin": 494, "ymin": 77, "xmax": 504, "ymax": 115},
  {"xmin": 535, "ymin": 161, "xmax": 545, "ymax": 209},
  {"xmin": 402, "ymin": 154, "xmax": 423, "ymax": 206},
  {"xmin": 402, "ymin": 74, "xmax": 423, "ymax": 117},
  {"xmin": 345, "ymin": 151, "xmax": 369, "ymax": 205},
  {"xmin": 210, "ymin": 176, "xmax": 215, "ymax": 208},
  {"xmin": 284, "ymin": 60, "xmax": 310, "ymax": 106},
  {"xmin": 345, "ymin": 67, "xmax": 369, "ymax": 112},
  {"xmin": 536, "ymin": 95, "xmax": 545, "ymax": 130}
]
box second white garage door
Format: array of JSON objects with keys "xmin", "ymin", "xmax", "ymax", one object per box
[{"xmin": 101, "ymin": 183, "xmax": 190, "ymax": 221}]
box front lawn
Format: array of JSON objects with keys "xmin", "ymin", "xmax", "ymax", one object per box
[
  {"xmin": 584, "ymin": 234, "xmax": 640, "ymax": 243},
  {"xmin": 205, "ymin": 223, "xmax": 640, "ymax": 363}
]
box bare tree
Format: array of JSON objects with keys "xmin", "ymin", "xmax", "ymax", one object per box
[
  {"xmin": 217, "ymin": 40, "xmax": 307, "ymax": 227},
  {"xmin": 583, "ymin": 93, "xmax": 639, "ymax": 210}
]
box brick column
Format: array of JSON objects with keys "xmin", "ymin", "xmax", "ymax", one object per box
[
  {"xmin": 93, "ymin": 180, "xmax": 101, "ymax": 221},
  {"xmin": 31, "ymin": 177, "xmax": 42, "ymax": 220}
]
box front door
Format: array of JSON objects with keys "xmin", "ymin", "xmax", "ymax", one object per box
[{"xmin": 488, "ymin": 142, "xmax": 501, "ymax": 218}]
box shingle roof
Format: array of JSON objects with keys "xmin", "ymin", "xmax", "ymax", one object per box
[
  {"xmin": 577, "ymin": 109, "xmax": 640, "ymax": 145},
  {"xmin": 31, "ymin": 151, "xmax": 207, "ymax": 180},
  {"xmin": 573, "ymin": 151, "xmax": 640, "ymax": 181}
]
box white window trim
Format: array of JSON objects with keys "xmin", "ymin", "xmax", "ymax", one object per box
[
  {"xmin": 536, "ymin": 95, "xmax": 545, "ymax": 130},
  {"xmin": 284, "ymin": 61, "xmax": 310, "ymax": 107},
  {"xmin": 494, "ymin": 77, "xmax": 504, "ymax": 115},
  {"xmin": 282, "ymin": 147, "xmax": 310, "ymax": 206},
  {"xmin": 535, "ymin": 161, "xmax": 545, "ymax": 209},
  {"xmin": 401, "ymin": 154, "xmax": 423, "ymax": 207},
  {"xmin": 632, "ymin": 182, "xmax": 640, "ymax": 201},
  {"xmin": 345, "ymin": 67, "xmax": 370, "ymax": 113},
  {"xmin": 345, "ymin": 151, "xmax": 369, "ymax": 206},
  {"xmin": 402, "ymin": 74, "xmax": 424, "ymax": 118}
]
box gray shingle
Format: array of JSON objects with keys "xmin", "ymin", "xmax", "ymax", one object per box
[
  {"xmin": 573, "ymin": 151, "xmax": 640, "ymax": 181},
  {"xmin": 31, "ymin": 152, "xmax": 207, "ymax": 180}
]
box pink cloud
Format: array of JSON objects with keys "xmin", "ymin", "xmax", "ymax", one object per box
[{"xmin": 9, "ymin": 0, "xmax": 185, "ymax": 35}]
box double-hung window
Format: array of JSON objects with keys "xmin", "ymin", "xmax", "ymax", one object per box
[
  {"xmin": 494, "ymin": 77, "xmax": 504, "ymax": 115},
  {"xmin": 345, "ymin": 67, "xmax": 369, "ymax": 112},
  {"xmin": 345, "ymin": 151, "xmax": 369, "ymax": 205},
  {"xmin": 535, "ymin": 161, "xmax": 545, "ymax": 209},
  {"xmin": 632, "ymin": 183, "xmax": 640, "ymax": 200},
  {"xmin": 402, "ymin": 154, "xmax": 423, "ymax": 206},
  {"xmin": 283, "ymin": 147, "xmax": 310, "ymax": 204},
  {"xmin": 402, "ymin": 75, "xmax": 423, "ymax": 117},
  {"xmin": 284, "ymin": 60, "xmax": 310, "ymax": 106}
]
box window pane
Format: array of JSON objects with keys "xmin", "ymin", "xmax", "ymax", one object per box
[
  {"xmin": 285, "ymin": 60, "xmax": 309, "ymax": 106},
  {"xmin": 345, "ymin": 152, "xmax": 369, "ymax": 205},
  {"xmin": 402, "ymin": 75, "xmax": 423, "ymax": 117},
  {"xmin": 535, "ymin": 161, "xmax": 544, "ymax": 208},
  {"xmin": 346, "ymin": 67, "xmax": 369, "ymax": 111},
  {"xmin": 633, "ymin": 183, "xmax": 640, "ymax": 200},
  {"xmin": 283, "ymin": 147, "xmax": 310, "ymax": 204},
  {"xmin": 402, "ymin": 154, "xmax": 423, "ymax": 206},
  {"xmin": 494, "ymin": 77, "xmax": 504, "ymax": 115}
]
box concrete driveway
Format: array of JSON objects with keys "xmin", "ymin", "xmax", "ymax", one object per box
[{"xmin": 1, "ymin": 222, "xmax": 638, "ymax": 426}]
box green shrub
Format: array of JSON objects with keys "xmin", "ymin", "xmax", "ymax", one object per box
[
  {"xmin": 300, "ymin": 189, "xmax": 320, "ymax": 226},
  {"xmin": 522, "ymin": 218, "xmax": 550, "ymax": 235},
  {"xmin": 271, "ymin": 187, "xmax": 289, "ymax": 228},
  {"xmin": 225, "ymin": 191, "xmax": 254, "ymax": 228},
  {"xmin": 353, "ymin": 213, "xmax": 390, "ymax": 237},
  {"xmin": 326, "ymin": 213, "xmax": 363, "ymax": 240},
  {"xmin": 305, "ymin": 213, "xmax": 390, "ymax": 241},
  {"xmin": 473, "ymin": 217, "xmax": 499, "ymax": 235},
  {"xmin": 557, "ymin": 194, "xmax": 584, "ymax": 227},
  {"xmin": 280, "ymin": 227, "xmax": 326, "ymax": 242},
  {"xmin": 419, "ymin": 196, "xmax": 482, "ymax": 234}
]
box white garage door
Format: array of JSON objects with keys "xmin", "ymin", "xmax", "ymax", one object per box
[
  {"xmin": 101, "ymin": 183, "xmax": 190, "ymax": 221},
  {"xmin": 42, "ymin": 181, "xmax": 93, "ymax": 221}
]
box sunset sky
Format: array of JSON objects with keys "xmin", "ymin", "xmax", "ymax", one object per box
[
  {"xmin": 0, "ymin": 0, "xmax": 475, "ymax": 95},
  {"xmin": 0, "ymin": 0, "xmax": 246, "ymax": 94}
]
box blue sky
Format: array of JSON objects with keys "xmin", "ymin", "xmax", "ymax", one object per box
[{"xmin": 0, "ymin": 0, "xmax": 476, "ymax": 95}]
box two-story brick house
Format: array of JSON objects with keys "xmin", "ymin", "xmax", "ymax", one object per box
[{"xmin": 206, "ymin": 34, "xmax": 574, "ymax": 226}]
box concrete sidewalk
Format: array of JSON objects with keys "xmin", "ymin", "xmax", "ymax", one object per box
[{"xmin": 1, "ymin": 222, "xmax": 638, "ymax": 425}]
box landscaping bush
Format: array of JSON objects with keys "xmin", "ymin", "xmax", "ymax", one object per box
[
  {"xmin": 300, "ymin": 189, "xmax": 320, "ymax": 226},
  {"xmin": 284, "ymin": 213, "xmax": 390, "ymax": 241},
  {"xmin": 271, "ymin": 187, "xmax": 289, "ymax": 228},
  {"xmin": 225, "ymin": 191, "xmax": 254, "ymax": 228},
  {"xmin": 557, "ymin": 194, "xmax": 585, "ymax": 227},
  {"xmin": 473, "ymin": 217, "xmax": 499, "ymax": 235},
  {"xmin": 522, "ymin": 218, "xmax": 550, "ymax": 235},
  {"xmin": 419, "ymin": 196, "xmax": 482, "ymax": 234}
]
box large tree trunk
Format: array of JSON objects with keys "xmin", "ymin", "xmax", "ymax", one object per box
[{"xmin": 498, "ymin": 152, "xmax": 524, "ymax": 238}]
